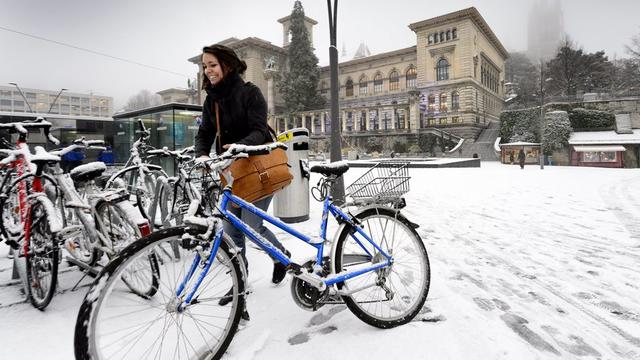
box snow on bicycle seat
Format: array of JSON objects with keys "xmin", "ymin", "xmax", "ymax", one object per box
[
  {"xmin": 31, "ymin": 146, "xmax": 60, "ymax": 164},
  {"xmin": 309, "ymin": 160, "xmax": 349, "ymax": 177},
  {"xmin": 70, "ymin": 161, "xmax": 107, "ymax": 183}
]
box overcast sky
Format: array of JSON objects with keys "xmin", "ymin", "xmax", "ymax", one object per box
[{"xmin": 1, "ymin": 0, "xmax": 638, "ymax": 110}]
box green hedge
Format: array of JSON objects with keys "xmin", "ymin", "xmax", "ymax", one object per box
[
  {"xmin": 500, "ymin": 107, "xmax": 540, "ymax": 142},
  {"xmin": 567, "ymin": 108, "xmax": 615, "ymax": 130}
]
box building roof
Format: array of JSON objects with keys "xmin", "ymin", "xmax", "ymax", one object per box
[
  {"xmin": 113, "ymin": 103, "xmax": 202, "ymax": 119},
  {"xmin": 277, "ymin": 14, "xmax": 318, "ymax": 25},
  {"xmin": 408, "ymin": 7, "xmax": 509, "ymax": 59},
  {"xmin": 499, "ymin": 142, "xmax": 540, "ymax": 147},
  {"xmin": 0, "ymin": 111, "xmax": 112, "ymax": 122},
  {"xmin": 569, "ymin": 130, "xmax": 640, "ymax": 145},
  {"xmin": 188, "ymin": 37, "xmax": 287, "ymax": 63},
  {"xmin": 319, "ymin": 46, "xmax": 417, "ymax": 72}
]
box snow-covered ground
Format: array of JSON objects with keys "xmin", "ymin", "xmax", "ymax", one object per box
[{"xmin": 1, "ymin": 161, "xmax": 640, "ymax": 359}]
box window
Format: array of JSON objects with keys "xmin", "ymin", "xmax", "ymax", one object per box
[
  {"xmin": 452, "ymin": 116, "xmax": 460, "ymax": 124},
  {"xmin": 406, "ymin": 67, "xmax": 417, "ymax": 88},
  {"xmin": 427, "ymin": 94, "xmax": 436, "ymax": 112},
  {"xmin": 582, "ymin": 152, "xmax": 617, "ymax": 163},
  {"xmin": 439, "ymin": 93, "xmax": 448, "ymax": 112},
  {"xmin": 433, "ymin": 33, "xmax": 438, "ymax": 43},
  {"xmin": 439, "ymin": 32, "xmax": 444, "ymax": 42},
  {"xmin": 446, "ymin": 30, "xmax": 451, "ymax": 41},
  {"xmin": 439, "ymin": 118, "xmax": 448, "ymax": 125},
  {"xmin": 359, "ymin": 76, "xmax": 368, "ymax": 95},
  {"xmin": 345, "ymin": 79, "xmax": 354, "ymax": 97},
  {"xmin": 320, "ymin": 81, "xmax": 328, "ymax": 95},
  {"xmin": 452, "ymin": 28, "xmax": 457, "ymax": 39},
  {"xmin": 436, "ymin": 58, "xmax": 449, "ymax": 81},
  {"xmin": 451, "ymin": 91, "xmax": 460, "ymax": 110},
  {"xmin": 374, "ymin": 74, "xmax": 383, "ymax": 93},
  {"xmin": 428, "ymin": 34, "xmax": 434, "ymax": 44},
  {"xmin": 389, "ymin": 71, "xmax": 399, "ymax": 91}
]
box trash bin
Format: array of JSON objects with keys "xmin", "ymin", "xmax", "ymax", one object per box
[{"xmin": 273, "ymin": 127, "xmax": 310, "ymax": 223}]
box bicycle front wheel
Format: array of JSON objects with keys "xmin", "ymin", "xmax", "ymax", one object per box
[
  {"xmin": 26, "ymin": 201, "xmax": 59, "ymax": 310},
  {"xmin": 332, "ymin": 207, "xmax": 430, "ymax": 328},
  {"xmin": 75, "ymin": 226, "xmax": 245, "ymax": 360}
]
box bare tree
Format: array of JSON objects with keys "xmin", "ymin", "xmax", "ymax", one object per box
[{"xmin": 125, "ymin": 89, "xmax": 162, "ymax": 111}]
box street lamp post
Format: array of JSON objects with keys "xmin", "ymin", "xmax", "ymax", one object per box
[
  {"xmin": 327, "ymin": 0, "xmax": 344, "ymax": 201},
  {"xmin": 539, "ymin": 60, "xmax": 545, "ymax": 170},
  {"xmin": 48, "ymin": 88, "xmax": 67, "ymax": 114},
  {"xmin": 8, "ymin": 82, "xmax": 34, "ymax": 113}
]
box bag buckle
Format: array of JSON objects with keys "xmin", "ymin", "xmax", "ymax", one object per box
[{"xmin": 259, "ymin": 171, "xmax": 269, "ymax": 183}]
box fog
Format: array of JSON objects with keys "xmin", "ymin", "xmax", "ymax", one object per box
[{"xmin": 1, "ymin": 0, "xmax": 638, "ymax": 109}]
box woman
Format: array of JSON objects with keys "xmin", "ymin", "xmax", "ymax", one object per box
[{"xmin": 194, "ymin": 45, "xmax": 290, "ymax": 313}]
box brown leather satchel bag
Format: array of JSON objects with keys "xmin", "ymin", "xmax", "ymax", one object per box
[{"xmin": 215, "ymin": 103, "xmax": 293, "ymax": 203}]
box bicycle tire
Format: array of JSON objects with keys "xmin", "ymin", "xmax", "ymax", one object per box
[
  {"xmin": 332, "ymin": 207, "xmax": 430, "ymax": 328},
  {"xmin": 94, "ymin": 200, "xmax": 159, "ymax": 298},
  {"xmin": 25, "ymin": 200, "xmax": 59, "ymax": 310},
  {"xmin": 103, "ymin": 166, "xmax": 166, "ymax": 221},
  {"xmin": 75, "ymin": 226, "xmax": 245, "ymax": 360},
  {"xmin": 63, "ymin": 206, "xmax": 100, "ymax": 267}
]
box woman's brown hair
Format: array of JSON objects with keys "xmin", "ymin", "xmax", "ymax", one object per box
[{"xmin": 201, "ymin": 44, "xmax": 248, "ymax": 90}]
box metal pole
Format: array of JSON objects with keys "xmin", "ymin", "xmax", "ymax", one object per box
[
  {"xmin": 327, "ymin": 0, "xmax": 345, "ymax": 200},
  {"xmin": 8, "ymin": 82, "xmax": 33, "ymax": 113},
  {"xmin": 48, "ymin": 88, "xmax": 67, "ymax": 114},
  {"xmin": 539, "ymin": 60, "xmax": 544, "ymax": 170}
]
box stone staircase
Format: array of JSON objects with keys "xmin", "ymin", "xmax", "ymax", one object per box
[{"xmin": 445, "ymin": 121, "xmax": 501, "ymax": 161}]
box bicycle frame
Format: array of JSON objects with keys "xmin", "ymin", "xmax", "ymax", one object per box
[{"xmin": 176, "ymin": 187, "xmax": 394, "ymax": 309}]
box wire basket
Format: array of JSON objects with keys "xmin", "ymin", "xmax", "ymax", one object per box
[{"xmin": 345, "ymin": 162, "xmax": 410, "ymax": 205}]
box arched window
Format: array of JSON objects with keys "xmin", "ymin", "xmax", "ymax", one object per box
[
  {"xmin": 451, "ymin": 91, "xmax": 460, "ymax": 110},
  {"xmin": 428, "ymin": 34, "xmax": 434, "ymax": 44},
  {"xmin": 427, "ymin": 94, "xmax": 436, "ymax": 112},
  {"xmin": 406, "ymin": 67, "xmax": 417, "ymax": 88},
  {"xmin": 345, "ymin": 79, "xmax": 354, "ymax": 97},
  {"xmin": 440, "ymin": 93, "xmax": 448, "ymax": 112},
  {"xmin": 359, "ymin": 75, "xmax": 368, "ymax": 95},
  {"xmin": 374, "ymin": 73, "xmax": 383, "ymax": 93},
  {"xmin": 389, "ymin": 70, "xmax": 399, "ymax": 91},
  {"xmin": 446, "ymin": 30, "xmax": 451, "ymax": 41},
  {"xmin": 452, "ymin": 28, "xmax": 457, "ymax": 39},
  {"xmin": 436, "ymin": 58, "xmax": 449, "ymax": 81}
]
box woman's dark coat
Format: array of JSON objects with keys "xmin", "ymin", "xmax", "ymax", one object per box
[{"xmin": 194, "ymin": 73, "xmax": 271, "ymax": 156}]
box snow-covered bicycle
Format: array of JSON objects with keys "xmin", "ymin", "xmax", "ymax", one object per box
[{"xmin": 74, "ymin": 143, "xmax": 430, "ymax": 359}]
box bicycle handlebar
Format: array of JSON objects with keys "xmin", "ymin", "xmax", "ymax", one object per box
[{"xmin": 0, "ymin": 117, "xmax": 60, "ymax": 145}]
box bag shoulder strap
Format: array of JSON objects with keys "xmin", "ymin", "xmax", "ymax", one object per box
[{"xmin": 214, "ymin": 102, "xmax": 221, "ymax": 154}]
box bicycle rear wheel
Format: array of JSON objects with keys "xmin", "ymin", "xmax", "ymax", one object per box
[
  {"xmin": 75, "ymin": 226, "xmax": 245, "ymax": 360},
  {"xmin": 26, "ymin": 201, "xmax": 59, "ymax": 310},
  {"xmin": 332, "ymin": 207, "xmax": 430, "ymax": 328}
]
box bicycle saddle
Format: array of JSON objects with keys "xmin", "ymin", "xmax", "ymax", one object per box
[
  {"xmin": 70, "ymin": 161, "xmax": 107, "ymax": 183},
  {"xmin": 309, "ymin": 161, "xmax": 349, "ymax": 177}
]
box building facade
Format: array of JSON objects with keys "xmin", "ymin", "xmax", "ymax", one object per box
[
  {"xmin": 187, "ymin": 7, "xmax": 508, "ymax": 150},
  {"xmin": 0, "ymin": 85, "xmax": 113, "ymax": 118}
]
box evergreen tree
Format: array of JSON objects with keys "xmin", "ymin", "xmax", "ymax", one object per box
[
  {"xmin": 505, "ymin": 52, "xmax": 539, "ymax": 108},
  {"xmin": 545, "ymin": 40, "xmax": 614, "ymax": 96},
  {"xmin": 277, "ymin": 1, "xmax": 325, "ymax": 115}
]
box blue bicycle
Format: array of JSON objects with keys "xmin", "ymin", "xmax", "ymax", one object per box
[{"xmin": 74, "ymin": 143, "xmax": 431, "ymax": 360}]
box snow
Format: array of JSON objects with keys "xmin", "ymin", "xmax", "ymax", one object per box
[
  {"xmin": 69, "ymin": 162, "xmax": 107, "ymax": 177},
  {"xmin": 569, "ymin": 129, "xmax": 640, "ymax": 144},
  {"xmin": 1, "ymin": 162, "xmax": 640, "ymax": 359}
]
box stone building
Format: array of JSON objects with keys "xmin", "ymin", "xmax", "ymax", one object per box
[{"xmin": 188, "ymin": 7, "xmax": 508, "ymax": 153}]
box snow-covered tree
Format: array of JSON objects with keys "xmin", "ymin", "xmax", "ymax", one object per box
[
  {"xmin": 124, "ymin": 89, "xmax": 161, "ymax": 111},
  {"xmin": 542, "ymin": 111, "xmax": 571, "ymax": 155},
  {"xmin": 276, "ymin": 1, "xmax": 325, "ymax": 115},
  {"xmin": 505, "ymin": 52, "xmax": 539, "ymax": 108}
]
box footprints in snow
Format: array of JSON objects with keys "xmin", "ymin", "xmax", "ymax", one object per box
[{"xmin": 287, "ymin": 305, "xmax": 346, "ymax": 345}]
